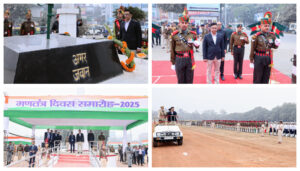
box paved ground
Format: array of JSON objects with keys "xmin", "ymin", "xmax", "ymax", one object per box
[
  {"xmin": 152, "ymin": 125, "xmax": 296, "ymax": 167},
  {"xmin": 152, "ymin": 31, "xmax": 296, "ymax": 77},
  {"xmin": 102, "ymin": 55, "xmax": 148, "ymax": 84}
]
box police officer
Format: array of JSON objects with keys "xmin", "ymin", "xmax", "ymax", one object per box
[
  {"xmin": 249, "ymin": 17, "xmax": 280, "ymax": 84},
  {"xmin": 230, "ymin": 24, "xmax": 249, "ymax": 79},
  {"xmin": 20, "ymin": 10, "xmax": 35, "ymax": 35},
  {"xmin": 170, "ymin": 8, "xmax": 200, "ymax": 84},
  {"xmin": 4, "ymin": 10, "xmax": 13, "ymax": 37}
]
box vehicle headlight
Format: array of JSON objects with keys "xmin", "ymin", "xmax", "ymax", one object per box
[
  {"xmin": 171, "ymin": 132, "xmax": 175, "ymax": 136},
  {"xmin": 175, "ymin": 132, "xmax": 180, "ymax": 136}
]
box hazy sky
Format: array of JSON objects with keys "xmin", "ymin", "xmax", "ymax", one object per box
[{"xmin": 153, "ymin": 87, "xmax": 296, "ymax": 113}]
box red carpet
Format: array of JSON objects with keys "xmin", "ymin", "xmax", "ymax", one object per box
[
  {"xmin": 54, "ymin": 154, "xmax": 91, "ymax": 167},
  {"xmin": 152, "ymin": 60, "xmax": 291, "ymax": 84}
]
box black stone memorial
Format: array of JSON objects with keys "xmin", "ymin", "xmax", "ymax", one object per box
[{"xmin": 4, "ymin": 34, "xmax": 123, "ymax": 83}]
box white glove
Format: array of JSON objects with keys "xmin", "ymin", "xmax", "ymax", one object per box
[
  {"xmin": 193, "ymin": 41, "xmax": 200, "ymax": 47},
  {"xmin": 275, "ymin": 39, "xmax": 280, "ymax": 46},
  {"xmin": 171, "ymin": 65, "xmax": 175, "ymax": 71},
  {"xmin": 249, "ymin": 63, "xmax": 254, "ymax": 68}
]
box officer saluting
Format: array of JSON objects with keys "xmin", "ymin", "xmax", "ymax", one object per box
[
  {"xmin": 230, "ymin": 24, "xmax": 249, "ymax": 79},
  {"xmin": 249, "ymin": 12, "xmax": 281, "ymax": 84},
  {"xmin": 20, "ymin": 10, "xmax": 35, "ymax": 35},
  {"xmin": 4, "ymin": 10, "xmax": 13, "ymax": 37},
  {"xmin": 170, "ymin": 7, "xmax": 199, "ymax": 84}
]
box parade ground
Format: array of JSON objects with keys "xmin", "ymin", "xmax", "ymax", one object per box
[
  {"xmin": 152, "ymin": 125, "xmax": 296, "ymax": 167},
  {"xmin": 152, "ymin": 31, "xmax": 295, "ymax": 84}
]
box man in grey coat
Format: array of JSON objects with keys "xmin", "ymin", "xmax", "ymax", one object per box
[
  {"xmin": 126, "ymin": 142, "xmax": 133, "ymax": 167},
  {"xmin": 6, "ymin": 142, "xmax": 14, "ymax": 165}
]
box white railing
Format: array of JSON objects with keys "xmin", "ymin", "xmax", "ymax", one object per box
[
  {"xmin": 89, "ymin": 147, "xmax": 101, "ymax": 167},
  {"xmin": 6, "ymin": 142, "xmax": 61, "ymax": 168}
]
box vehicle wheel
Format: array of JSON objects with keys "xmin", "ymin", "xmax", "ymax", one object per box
[
  {"xmin": 153, "ymin": 140, "xmax": 158, "ymax": 147},
  {"xmin": 178, "ymin": 139, "xmax": 183, "ymax": 145}
]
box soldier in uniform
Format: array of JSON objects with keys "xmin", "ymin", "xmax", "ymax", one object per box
[
  {"xmin": 4, "ymin": 10, "xmax": 13, "ymax": 37},
  {"xmin": 230, "ymin": 24, "xmax": 249, "ymax": 79},
  {"xmin": 249, "ymin": 16, "xmax": 280, "ymax": 84},
  {"xmin": 115, "ymin": 6, "xmax": 125, "ymax": 40},
  {"xmin": 170, "ymin": 8, "xmax": 200, "ymax": 84},
  {"xmin": 200, "ymin": 24, "xmax": 208, "ymax": 41},
  {"xmin": 20, "ymin": 10, "xmax": 35, "ymax": 35}
]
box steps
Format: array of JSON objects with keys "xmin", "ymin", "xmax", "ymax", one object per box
[{"xmin": 54, "ymin": 154, "xmax": 91, "ymax": 167}]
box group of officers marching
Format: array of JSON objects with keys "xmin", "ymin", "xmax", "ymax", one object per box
[{"xmin": 170, "ymin": 9, "xmax": 281, "ymax": 84}]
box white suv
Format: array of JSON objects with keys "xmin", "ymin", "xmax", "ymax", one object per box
[{"xmin": 153, "ymin": 124, "xmax": 183, "ymax": 147}]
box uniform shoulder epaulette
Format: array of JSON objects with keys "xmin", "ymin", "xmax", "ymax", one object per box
[
  {"xmin": 232, "ymin": 32, "xmax": 237, "ymax": 35},
  {"xmin": 255, "ymin": 32, "xmax": 262, "ymax": 36},
  {"xmin": 269, "ymin": 32, "xmax": 275, "ymax": 35},
  {"xmin": 242, "ymin": 32, "xmax": 247, "ymax": 36},
  {"xmin": 252, "ymin": 32, "xmax": 261, "ymax": 39},
  {"xmin": 190, "ymin": 31, "xmax": 197, "ymax": 35},
  {"xmin": 172, "ymin": 30, "xmax": 179, "ymax": 36}
]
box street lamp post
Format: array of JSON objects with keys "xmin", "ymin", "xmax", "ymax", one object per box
[{"xmin": 47, "ymin": 4, "xmax": 54, "ymax": 39}]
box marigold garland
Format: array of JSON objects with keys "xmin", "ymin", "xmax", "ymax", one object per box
[
  {"xmin": 105, "ymin": 24, "xmax": 135, "ymax": 72},
  {"xmin": 126, "ymin": 52, "xmax": 135, "ymax": 64},
  {"xmin": 121, "ymin": 61, "xmax": 136, "ymax": 72}
]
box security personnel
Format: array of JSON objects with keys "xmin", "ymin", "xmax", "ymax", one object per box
[
  {"xmin": 115, "ymin": 6, "xmax": 125, "ymax": 40},
  {"xmin": 170, "ymin": 8, "xmax": 199, "ymax": 84},
  {"xmin": 200, "ymin": 24, "xmax": 208, "ymax": 41},
  {"xmin": 249, "ymin": 17, "xmax": 280, "ymax": 84},
  {"xmin": 230, "ymin": 24, "xmax": 249, "ymax": 79},
  {"xmin": 4, "ymin": 10, "xmax": 13, "ymax": 37},
  {"xmin": 20, "ymin": 10, "xmax": 35, "ymax": 35}
]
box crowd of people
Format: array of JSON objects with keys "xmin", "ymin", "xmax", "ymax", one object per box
[
  {"xmin": 200, "ymin": 120, "xmax": 296, "ymax": 144},
  {"xmin": 118, "ymin": 143, "xmax": 148, "ymax": 167},
  {"xmin": 5, "ymin": 141, "xmax": 38, "ymax": 167},
  {"xmin": 153, "ymin": 9, "xmax": 282, "ymax": 84}
]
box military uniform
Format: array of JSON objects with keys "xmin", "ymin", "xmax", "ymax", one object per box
[
  {"xmin": 20, "ymin": 10, "xmax": 35, "ymax": 36},
  {"xmin": 115, "ymin": 6, "xmax": 125, "ymax": 40},
  {"xmin": 171, "ymin": 30, "xmax": 198, "ymax": 83},
  {"xmin": 250, "ymin": 31, "xmax": 278, "ymax": 83},
  {"xmin": 4, "ymin": 10, "xmax": 12, "ymax": 37},
  {"xmin": 4, "ymin": 19, "xmax": 13, "ymax": 37},
  {"xmin": 201, "ymin": 28, "xmax": 208, "ymax": 40},
  {"xmin": 230, "ymin": 30, "xmax": 249, "ymax": 78}
]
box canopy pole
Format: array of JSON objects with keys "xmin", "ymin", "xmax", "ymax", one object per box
[
  {"xmin": 4, "ymin": 117, "xmax": 9, "ymax": 142},
  {"xmin": 32, "ymin": 126, "xmax": 36, "ymax": 140},
  {"xmin": 122, "ymin": 127, "xmax": 127, "ymax": 153}
]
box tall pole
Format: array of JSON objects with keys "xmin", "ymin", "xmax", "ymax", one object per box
[{"xmin": 47, "ymin": 4, "xmax": 54, "ymax": 39}]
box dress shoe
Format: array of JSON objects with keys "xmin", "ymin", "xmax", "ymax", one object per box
[
  {"xmin": 234, "ymin": 75, "xmax": 238, "ymax": 79},
  {"xmin": 221, "ymin": 75, "xmax": 225, "ymax": 81},
  {"xmin": 239, "ymin": 75, "xmax": 243, "ymax": 79}
]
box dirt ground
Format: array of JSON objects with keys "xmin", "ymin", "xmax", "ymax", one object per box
[{"xmin": 152, "ymin": 125, "xmax": 296, "ymax": 167}]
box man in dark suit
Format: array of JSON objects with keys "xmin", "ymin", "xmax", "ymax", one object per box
[
  {"xmin": 202, "ymin": 23, "xmax": 225, "ymax": 84},
  {"xmin": 76, "ymin": 129, "xmax": 84, "ymax": 154},
  {"xmin": 87, "ymin": 130, "xmax": 95, "ymax": 150},
  {"xmin": 53, "ymin": 130, "xmax": 59, "ymax": 151},
  {"xmin": 217, "ymin": 22, "xmax": 227, "ymax": 81},
  {"xmin": 69, "ymin": 131, "xmax": 76, "ymax": 153},
  {"xmin": 28, "ymin": 141, "xmax": 38, "ymax": 168},
  {"xmin": 57, "ymin": 132, "xmax": 62, "ymax": 150},
  {"xmin": 44, "ymin": 128, "xmax": 51, "ymax": 144},
  {"xmin": 167, "ymin": 107, "xmax": 177, "ymax": 122},
  {"xmin": 120, "ymin": 8, "xmax": 142, "ymax": 54},
  {"xmin": 49, "ymin": 130, "xmax": 54, "ymax": 149}
]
